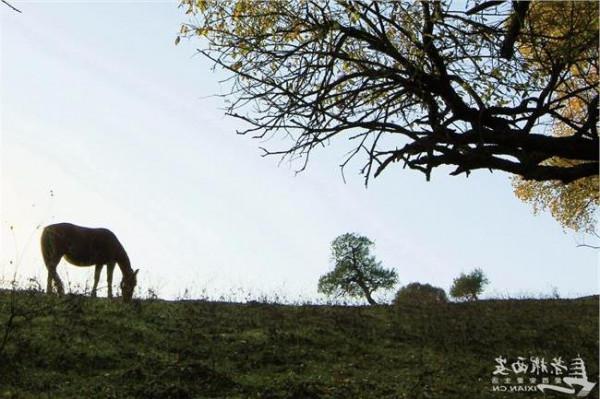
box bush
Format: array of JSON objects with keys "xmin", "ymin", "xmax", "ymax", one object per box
[{"xmin": 393, "ymin": 282, "xmax": 448, "ymax": 305}]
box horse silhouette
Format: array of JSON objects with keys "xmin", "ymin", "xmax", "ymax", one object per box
[{"xmin": 41, "ymin": 223, "xmax": 138, "ymax": 302}]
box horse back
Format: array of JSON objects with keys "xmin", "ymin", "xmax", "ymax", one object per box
[{"xmin": 42, "ymin": 223, "xmax": 124, "ymax": 266}]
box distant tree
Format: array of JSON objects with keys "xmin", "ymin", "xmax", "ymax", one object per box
[
  {"xmin": 393, "ymin": 282, "xmax": 447, "ymax": 305},
  {"xmin": 449, "ymin": 268, "xmax": 489, "ymax": 301},
  {"xmin": 318, "ymin": 233, "xmax": 397, "ymax": 305}
]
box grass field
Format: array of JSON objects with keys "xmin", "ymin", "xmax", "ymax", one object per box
[{"xmin": 0, "ymin": 288, "xmax": 597, "ymax": 399}]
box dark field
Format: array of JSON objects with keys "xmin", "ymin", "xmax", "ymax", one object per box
[{"xmin": 0, "ymin": 289, "xmax": 597, "ymax": 399}]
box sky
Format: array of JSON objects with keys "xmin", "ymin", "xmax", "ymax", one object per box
[{"xmin": 0, "ymin": 1, "xmax": 597, "ymax": 302}]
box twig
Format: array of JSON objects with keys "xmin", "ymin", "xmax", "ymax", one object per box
[
  {"xmin": 2, "ymin": 0, "xmax": 21, "ymax": 13},
  {"xmin": 576, "ymin": 244, "xmax": 600, "ymax": 250}
]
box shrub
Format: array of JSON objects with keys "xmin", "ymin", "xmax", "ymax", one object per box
[{"xmin": 393, "ymin": 282, "xmax": 448, "ymax": 305}]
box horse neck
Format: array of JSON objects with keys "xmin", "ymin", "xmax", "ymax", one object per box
[{"xmin": 116, "ymin": 247, "xmax": 133, "ymax": 277}]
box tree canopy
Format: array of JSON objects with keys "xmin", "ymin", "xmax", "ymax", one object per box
[
  {"xmin": 179, "ymin": 0, "xmax": 598, "ymax": 184},
  {"xmin": 510, "ymin": 1, "xmax": 599, "ymax": 233},
  {"xmin": 318, "ymin": 233, "xmax": 397, "ymax": 305}
]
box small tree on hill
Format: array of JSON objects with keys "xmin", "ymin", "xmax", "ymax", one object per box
[
  {"xmin": 394, "ymin": 282, "xmax": 447, "ymax": 305},
  {"xmin": 318, "ymin": 233, "xmax": 397, "ymax": 305},
  {"xmin": 450, "ymin": 268, "xmax": 489, "ymax": 301}
]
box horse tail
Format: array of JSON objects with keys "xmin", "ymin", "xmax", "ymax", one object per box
[{"xmin": 40, "ymin": 226, "xmax": 58, "ymax": 266}]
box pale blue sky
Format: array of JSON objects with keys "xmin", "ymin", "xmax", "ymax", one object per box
[{"xmin": 1, "ymin": 2, "xmax": 597, "ymax": 301}]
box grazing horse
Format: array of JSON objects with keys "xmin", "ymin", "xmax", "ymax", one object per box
[{"xmin": 41, "ymin": 223, "xmax": 138, "ymax": 302}]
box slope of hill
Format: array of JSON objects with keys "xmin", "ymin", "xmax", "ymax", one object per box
[{"xmin": 0, "ymin": 289, "xmax": 597, "ymax": 398}]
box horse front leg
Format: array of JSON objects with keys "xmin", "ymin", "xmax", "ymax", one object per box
[
  {"xmin": 106, "ymin": 263, "xmax": 115, "ymax": 298},
  {"xmin": 92, "ymin": 264, "xmax": 103, "ymax": 297},
  {"xmin": 47, "ymin": 272, "xmax": 53, "ymax": 294}
]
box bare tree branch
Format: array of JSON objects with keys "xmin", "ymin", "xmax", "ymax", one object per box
[
  {"xmin": 181, "ymin": 0, "xmax": 599, "ymax": 185},
  {"xmin": 466, "ymin": 1, "xmax": 505, "ymax": 15},
  {"xmin": 500, "ymin": 1, "xmax": 530, "ymax": 59}
]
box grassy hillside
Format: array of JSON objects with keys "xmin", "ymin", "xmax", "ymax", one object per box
[{"xmin": 0, "ymin": 289, "xmax": 597, "ymax": 399}]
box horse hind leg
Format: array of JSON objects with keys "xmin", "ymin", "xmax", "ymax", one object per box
[
  {"xmin": 51, "ymin": 269, "xmax": 65, "ymax": 296},
  {"xmin": 44, "ymin": 258, "xmax": 64, "ymax": 296},
  {"xmin": 41, "ymin": 234, "xmax": 64, "ymax": 296}
]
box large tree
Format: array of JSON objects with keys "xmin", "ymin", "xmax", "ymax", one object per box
[{"xmin": 179, "ymin": 0, "xmax": 598, "ymax": 184}]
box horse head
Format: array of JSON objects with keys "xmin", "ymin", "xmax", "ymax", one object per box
[{"xmin": 120, "ymin": 269, "xmax": 139, "ymax": 302}]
